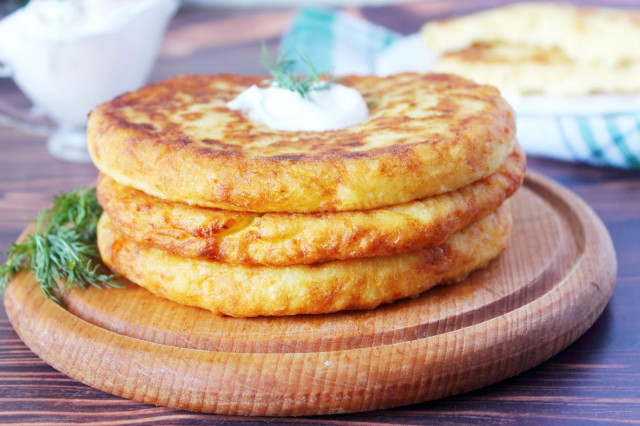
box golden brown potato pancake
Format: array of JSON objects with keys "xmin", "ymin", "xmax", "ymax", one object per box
[
  {"xmin": 433, "ymin": 42, "xmax": 640, "ymax": 96},
  {"xmin": 421, "ymin": 3, "xmax": 640, "ymax": 96},
  {"xmin": 97, "ymin": 204, "xmax": 512, "ymax": 317},
  {"xmin": 421, "ymin": 2, "xmax": 640, "ymax": 67},
  {"xmin": 88, "ymin": 73, "xmax": 515, "ymax": 213},
  {"xmin": 97, "ymin": 145, "xmax": 524, "ymax": 266}
]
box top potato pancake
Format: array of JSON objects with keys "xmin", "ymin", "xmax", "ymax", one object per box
[{"xmin": 88, "ymin": 73, "xmax": 515, "ymax": 212}]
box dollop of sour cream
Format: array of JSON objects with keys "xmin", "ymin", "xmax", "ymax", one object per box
[{"xmin": 227, "ymin": 84, "xmax": 369, "ymax": 132}]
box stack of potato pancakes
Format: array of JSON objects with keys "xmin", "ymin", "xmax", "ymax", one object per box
[{"xmin": 88, "ymin": 72, "xmax": 525, "ymax": 317}]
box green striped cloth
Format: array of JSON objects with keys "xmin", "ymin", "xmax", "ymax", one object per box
[
  {"xmin": 282, "ymin": 8, "xmax": 640, "ymax": 170},
  {"xmin": 281, "ymin": 7, "xmax": 399, "ymax": 76}
]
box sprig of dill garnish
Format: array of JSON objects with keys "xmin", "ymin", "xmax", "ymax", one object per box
[
  {"xmin": 0, "ymin": 187, "xmax": 123, "ymax": 304},
  {"xmin": 261, "ymin": 43, "xmax": 335, "ymax": 99}
]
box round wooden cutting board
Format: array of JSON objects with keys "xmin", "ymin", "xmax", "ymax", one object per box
[{"xmin": 3, "ymin": 171, "xmax": 616, "ymax": 416}]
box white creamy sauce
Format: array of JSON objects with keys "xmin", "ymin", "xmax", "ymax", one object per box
[
  {"xmin": 2, "ymin": 0, "xmax": 160, "ymax": 38},
  {"xmin": 227, "ymin": 84, "xmax": 369, "ymax": 132},
  {"xmin": 0, "ymin": 0, "xmax": 177, "ymax": 127}
]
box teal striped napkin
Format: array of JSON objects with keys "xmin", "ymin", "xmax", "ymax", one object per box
[
  {"xmin": 519, "ymin": 114, "xmax": 640, "ymax": 169},
  {"xmin": 281, "ymin": 8, "xmax": 640, "ymax": 170},
  {"xmin": 282, "ymin": 8, "xmax": 399, "ymax": 76}
]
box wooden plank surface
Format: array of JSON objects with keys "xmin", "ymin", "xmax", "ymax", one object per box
[{"xmin": 1, "ymin": 1, "xmax": 640, "ymax": 423}]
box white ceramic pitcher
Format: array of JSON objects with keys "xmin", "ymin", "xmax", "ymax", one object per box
[{"xmin": 0, "ymin": 0, "xmax": 178, "ymax": 162}]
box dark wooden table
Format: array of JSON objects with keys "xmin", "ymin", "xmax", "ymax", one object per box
[{"xmin": 1, "ymin": 2, "xmax": 639, "ymax": 424}]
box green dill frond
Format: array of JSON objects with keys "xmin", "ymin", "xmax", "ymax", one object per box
[
  {"xmin": 0, "ymin": 186, "xmax": 123, "ymax": 304},
  {"xmin": 261, "ymin": 42, "xmax": 334, "ymax": 99}
]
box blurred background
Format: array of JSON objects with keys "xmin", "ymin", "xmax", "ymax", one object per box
[
  {"xmin": 1, "ymin": 0, "xmax": 639, "ymax": 165},
  {"xmin": 0, "ymin": 0, "xmax": 640, "ymax": 169}
]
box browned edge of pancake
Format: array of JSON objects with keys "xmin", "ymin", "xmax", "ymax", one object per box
[
  {"xmin": 97, "ymin": 145, "xmax": 524, "ymax": 266},
  {"xmin": 97, "ymin": 204, "xmax": 513, "ymax": 317}
]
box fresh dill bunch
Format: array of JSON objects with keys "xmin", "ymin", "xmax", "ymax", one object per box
[
  {"xmin": 261, "ymin": 43, "xmax": 335, "ymax": 99},
  {"xmin": 0, "ymin": 187, "xmax": 123, "ymax": 304}
]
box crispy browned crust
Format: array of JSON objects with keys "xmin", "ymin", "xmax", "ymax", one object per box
[
  {"xmin": 442, "ymin": 41, "xmax": 570, "ymax": 64},
  {"xmin": 97, "ymin": 204, "xmax": 512, "ymax": 317},
  {"xmin": 433, "ymin": 41, "xmax": 640, "ymax": 96},
  {"xmin": 97, "ymin": 145, "xmax": 524, "ymax": 265},
  {"xmin": 88, "ymin": 73, "xmax": 516, "ymax": 212}
]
